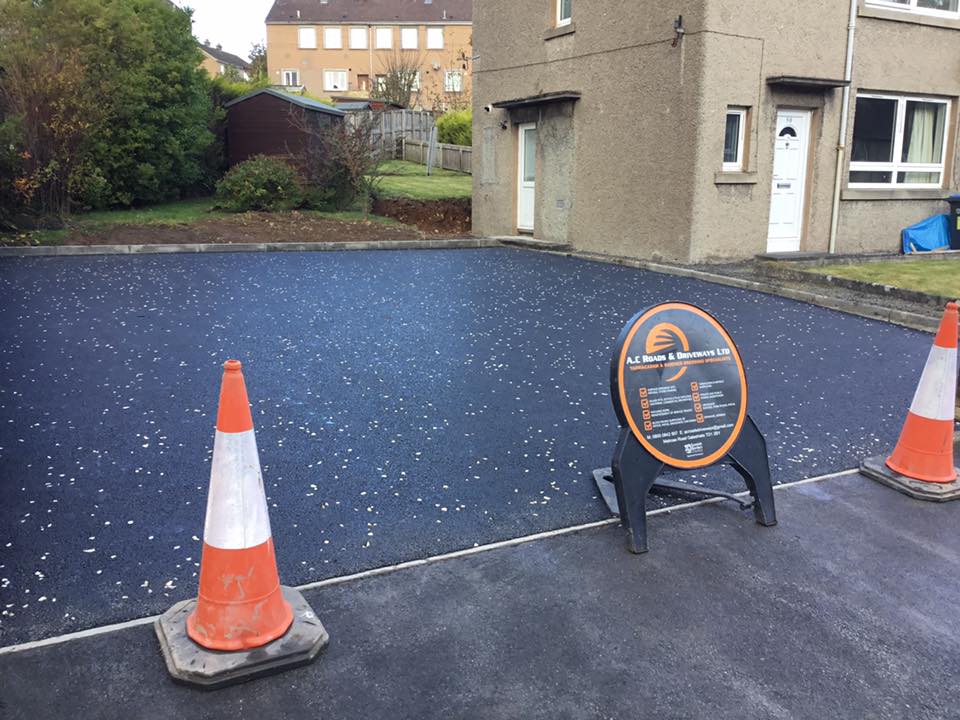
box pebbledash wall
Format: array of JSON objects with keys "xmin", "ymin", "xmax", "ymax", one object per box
[{"xmin": 471, "ymin": 0, "xmax": 960, "ymax": 262}]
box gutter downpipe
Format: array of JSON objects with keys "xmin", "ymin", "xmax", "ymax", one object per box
[{"xmin": 829, "ymin": 0, "xmax": 859, "ymax": 254}]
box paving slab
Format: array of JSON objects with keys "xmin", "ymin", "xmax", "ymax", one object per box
[
  {"xmin": 0, "ymin": 248, "xmax": 934, "ymax": 644},
  {"xmin": 1, "ymin": 473, "xmax": 956, "ymax": 720}
]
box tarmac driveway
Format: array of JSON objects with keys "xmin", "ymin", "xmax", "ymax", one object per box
[{"xmin": 0, "ymin": 248, "xmax": 931, "ymax": 645}]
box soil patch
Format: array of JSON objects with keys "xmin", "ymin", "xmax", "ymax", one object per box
[
  {"xmin": 18, "ymin": 211, "xmax": 424, "ymax": 247},
  {"xmin": 373, "ymin": 198, "xmax": 471, "ymax": 236}
]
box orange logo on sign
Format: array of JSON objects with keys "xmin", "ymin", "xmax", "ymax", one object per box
[{"xmin": 645, "ymin": 322, "xmax": 690, "ymax": 382}]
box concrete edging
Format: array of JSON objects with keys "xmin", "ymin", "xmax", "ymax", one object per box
[{"xmin": 0, "ymin": 238, "xmax": 499, "ymax": 257}]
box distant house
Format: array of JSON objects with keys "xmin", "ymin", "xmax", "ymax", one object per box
[
  {"xmin": 200, "ymin": 43, "xmax": 251, "ymax": 80},
  {"xmin": 265, "ymin": 0, "xmax": 472, "ymax": 111},
  {"xmin": 224, "ymin": 88, "xmax": 344, "ymax": 167}
]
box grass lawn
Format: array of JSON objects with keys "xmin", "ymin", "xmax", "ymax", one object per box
[
  {"xmin": 808, "ymin": 259, "xmax": 960, "ymax": 298},
  {"xmin": 376, "ymin": 160, "xmax": 472, "ymax": 201}
]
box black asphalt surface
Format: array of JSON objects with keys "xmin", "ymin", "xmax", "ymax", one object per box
[
  {"xmin": 0, "ymin": 248, "xmax": 931, "ymax": 645},
  {"xmin": 2, "ymin": 474, "xmax": 957, "ymax": 720}
]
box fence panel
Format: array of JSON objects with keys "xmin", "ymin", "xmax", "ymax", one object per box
[{"xmin": 403, "ymin": 139, "xmax": 472, "ymax": 174}]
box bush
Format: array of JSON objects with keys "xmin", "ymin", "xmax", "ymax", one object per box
[
  {"xmin": 215, "ymin": 156, "xmax": 305, "ymax": 212},
  {"xmin": 436, "ymin": 110, "xmax": 472, "ymax": 146}
]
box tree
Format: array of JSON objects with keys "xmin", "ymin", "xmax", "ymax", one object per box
[
  {"xmin": 371, "ymin": 50, "xmax": 423, "ymax": 109},
  {"xmin": 249, "ymin": 42, "xmax": 267, "ymax": 82},
  {"xmin": 0, "ymin": 0, "xmax": 216, "ymax": 215},
  {"xmin": 289, "ymin": 110, "xmax": 389, "ymax": 213}
]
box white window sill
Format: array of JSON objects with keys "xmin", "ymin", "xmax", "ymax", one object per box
[{"xmin": 859, "ymin": 4, "xmax": 960, "ymax": 30}]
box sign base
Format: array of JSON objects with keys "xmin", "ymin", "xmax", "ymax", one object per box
[
  {"xmin": 592, "ymin": 469, "xmax": 755, "ymax": 516},
  {"xmin": 606, "ymin": 416, "xmax": 777, "ymax": 554}
]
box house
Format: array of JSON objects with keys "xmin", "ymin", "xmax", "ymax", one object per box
[
  {"xmin": 223, "ymin": 88, "xmax": 345, "ymax": 167},
  {"xmin": 472, "ymin": 1, "xmax": 960, "ymax": 261},
  {"xmin": 200, "ymin": 43, "xmax": 252, "ymax": 80},
  {"xmin": 265, "ymin": 0, "xmax": 472, "ymax": 111}
]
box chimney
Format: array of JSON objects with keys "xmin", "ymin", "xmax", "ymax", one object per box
[{"xmin": 216, "ymin": 43, "xmax": 222, "ymax": 50}]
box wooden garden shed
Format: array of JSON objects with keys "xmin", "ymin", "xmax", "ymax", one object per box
[{"xmin": 224, "ymin": 88, "xmax": 345, "ymax": 167}]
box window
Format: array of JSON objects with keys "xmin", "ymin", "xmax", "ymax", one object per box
[
  {"xmin": 557, "ymin": 0, "xmax": 572, "ymax": 26},
  {"xmin": 298, "ymin": 27, "xmax": 317, "ymax": 49},
  {"xmin": 411, "ymin": 72, "xmax": 421, "ymax": 92},
  {"xmin": 323, "ymin": 70, "xmax": 348, "ymax": 92},
  {"xmin": 865, "ymin": 0, "xmax": 959, "ymax": 18},
  {"xmin": 444, "ymin": 70, "xmax": 463, "ymax": 93},
  {"xmin": 282, "ymin": 69, "xmax": 299, "ymax": 86},
  {"xmin": 375, "ymin": 74, "xmax": 387, "ymax": 91},
  {"xmin": 323, "ymin": 27, "xmax": 342, "ymax": 49},
  {"xmin": 722, "ymin": 107, "xmax": 747, "ymax": 171},
  {"xmin": 375, "ymin": 27, "xmax": 393, "ymax": 49},
  {"xmin": 349, "ymin": 27, "xmax": 368, "ymax": 49},
  {"xmin": 218, "ymin": 63, "xmax": 226, "ymax": 75},
  {"xmin": 401, "ymin": 27, "xmax": 418, "ymax": 49},
  {"xmin": 849, "ymin": 94, "xmax": 949, "ymax": 188},
  {"xmin": 358, "ymin": 74, "xmax": 371, "ymax": 91},
  {"xmin": 426, "ymin": 27, "xmax": 444, "ymax": 49}
]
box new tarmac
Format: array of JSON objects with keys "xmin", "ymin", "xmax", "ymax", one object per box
[{"xmin": 0, "ymin": 248, "xmax": 934, "ymax": 645}]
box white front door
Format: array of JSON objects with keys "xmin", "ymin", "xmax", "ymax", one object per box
[
  {"xmin": 517, "ymin": 123, "xmax": 536, "ymax": 232},
  {"xmin": 767, "ymin": 109, "xmax": 812, "ymax": 253}
]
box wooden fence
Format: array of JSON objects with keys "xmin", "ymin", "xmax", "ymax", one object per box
[
  {"xmin": 346, "ymin": 109, "xmax": 436, "ymax": 148},
  {"xmin": 402, "ymin": 139, "xmax": 473, "ymax": 174}
]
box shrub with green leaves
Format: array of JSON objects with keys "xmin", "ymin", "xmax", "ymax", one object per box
[
  {"xmin": 215, "ymin": 156, "xmax": 305, "ymax": 212},
  {"xmin": 436, "ymin": 110, "xmax": 472, "ymax": 147}
]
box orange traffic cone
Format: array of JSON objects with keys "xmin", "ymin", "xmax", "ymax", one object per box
[
  {"xmin": 885, "ymin": 302, "xmax": 958, "ymax": 484},
  {"xmin": 156, "ymin": 360, "xmax": 328, "ymax": 688},
  {"xmin": 862, "ymin": 302, "xmax": 960, "ymax": 502},
  {"xmin": 186, "ymin": 360, "xmax": 294, "ymax": 650}
]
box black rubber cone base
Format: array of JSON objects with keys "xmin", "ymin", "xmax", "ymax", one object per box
[
  {"xmin": 155, "ymin": 586, "xmax": 329, "ymax": 690},
  {"xmin": 860, "ymin": 454, "xmax": 960, "ymax": 502}
]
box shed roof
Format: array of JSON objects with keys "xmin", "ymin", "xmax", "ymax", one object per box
[
  {"xmin": 200, "ymin": 44, "xmax": 251, "ymax": 70},
  {"xmin": 224, "ymin": 88, "xmax": 347, "ymax": 116},
  {"xmin": 266, "ymin": 0, "xmax": 472, "ymax": 24}
]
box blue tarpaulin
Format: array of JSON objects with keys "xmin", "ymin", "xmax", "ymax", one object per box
[{"xmin": 902, "ymin": 214, "xmax": 950, "ymax": 254}]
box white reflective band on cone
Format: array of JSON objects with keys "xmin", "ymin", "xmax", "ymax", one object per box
[
  {"xmin": 909, "ymin": 345, "xmax": 958, "ymax": 421},
  {"xmin": 203, "ymin": 429, "xmax": 272, "ymax": 550}
]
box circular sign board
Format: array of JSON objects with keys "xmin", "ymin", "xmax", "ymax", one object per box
[{"xmin": 610, "ymin": 302, "xmax": 748, "ymax": 469}]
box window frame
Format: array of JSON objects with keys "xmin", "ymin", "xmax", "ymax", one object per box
[
  {"xmin": 556, "ymin": 0, "xmax": 572, "ymax": 26},
  {"xmin": 444, "ymin": 70, "xmax": 464, "ymax": 93},
  {"xmin": 426, "ymin": 27, "xmax": 444, "ymax": 49},
  {"xmin": 722, "ymin": 107, "xmax": 747, "ymax": 172},
  {"xmin": 865, "ymin": 0, "xmax": 960, "ymax": 19},
  {"xmin": 297, "ymin": 27, "xmax": 317, "ymax": 49},
  {"xmin": 848, "ymin": 92, "xmax": 951, "ymax": 190},
  {"xmin": 374, "ymin": 27, "xmax": 393, "ymax": 49},
  {"xmin": 281, "ymin": 69, "xmax": 300, "ymax": 87},
  {"xmin": 323, "ymin": 26, "xmax": 342, "ymax": 49},
  {"xmin": 400, "ymin": 27, "xmax": 419, "ymax": 49},
  {"xmin": 349, "ymin": 27, "xmax": 368, "ymax": 49},
  {"xmin": 323, "ymin": 69, "xmax": 349, "ymax": 92}
]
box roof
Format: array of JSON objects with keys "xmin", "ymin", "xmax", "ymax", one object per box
[
  {"xmin": 224, "ymin": 88, "xmax": 346, "ymax": 116},
  {"xmin": 492, "ymin": 91, "xmax": 581, "ymax": 111},
  {"xmin": 200, "ymin": 44, "xmax": 251, "ymax": 70},
  {"xmin": 333, "ymin": 102, "xmax": 374, "ymax": 112},
  {"xmin": 266, "ymin": 0, "xmax": 472, "ymax": 24}
]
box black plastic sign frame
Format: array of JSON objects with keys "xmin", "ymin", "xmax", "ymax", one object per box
[{"xmin": 600, "ymin": 302, "xmax": 777, "ymax": 554}]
